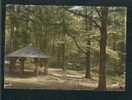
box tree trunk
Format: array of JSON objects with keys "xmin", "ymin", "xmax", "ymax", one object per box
[
  {"xmin": 85, "ymin": 7, "xmax": 92, "ymax": 78},
  {"xmin": 62, "ymin": 43, "xmax": 65, "ymax": 71},
  {"xmin": 57, "ymin": 45, "xmax": 61, "ymax": 66},
  {"xmin": 61, "ymin": 9, "xmax": 66, "ymax": 71},
  {"xmin": 97, "ymin": 7, "xmax": 108, "ymax": 90},
  {"xmin": 112, "ymin": 33, "xmax": 116, "ymax": 51},
  {"xmin": 85, "ymin": 40, "xmax": 91, "ymax": 78}
]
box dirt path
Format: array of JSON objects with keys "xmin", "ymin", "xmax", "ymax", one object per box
[{"xmin": 4, "ymin": 68, "xmax": 125, "ymax": 91}]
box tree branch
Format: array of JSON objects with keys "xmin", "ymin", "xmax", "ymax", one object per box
[
  {"xmin": 63, "ymin": 7, "xmax": 101, "ymax": 28},
  {"xmin": 66, "ymin": 32, "xmax": 87, "ymax": 54},
  {"xmin": 94, "ymin": 7, "xmax": 102, "ymax": 19}
]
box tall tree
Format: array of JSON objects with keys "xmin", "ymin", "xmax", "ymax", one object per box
[
  {"xmin": 85, "ymin": 7, "xmax": 92, "ymax": 78},
  {"xmin": 63, "ymin": 6, "xmax": 109, "ymax": 90},
  {"xmin": 97, "ymin": 7, "xmax": 108, "ymax": 90}
]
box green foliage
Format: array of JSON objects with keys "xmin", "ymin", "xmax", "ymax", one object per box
[{"xmin": 5, "ymin": 5, "xmax": 126, "ymax": 75}]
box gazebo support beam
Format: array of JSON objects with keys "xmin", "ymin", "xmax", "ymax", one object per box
[
  {"xmin": 34, "ymin": 58, "xmax": 39, "ymax": 75},
  {"xmin": 19, "ymin": 58, "xmax": 26, "ymax": 74},
  {"xmin": 43, "ymin": 60, "xmax": 48, "ymax": 75},
  {"xmin": 9, "ymin": 58, "xmax": 17, "ymax": 73}
]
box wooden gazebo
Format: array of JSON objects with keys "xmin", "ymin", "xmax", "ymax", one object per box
[{"xmin": 5, "ymin": 44, "xmax": 49, "ymax": 75}]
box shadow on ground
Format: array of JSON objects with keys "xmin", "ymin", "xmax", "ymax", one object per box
[{"xmin": 4, "ymin": 68, "xmax": 125, "ymax": 91}]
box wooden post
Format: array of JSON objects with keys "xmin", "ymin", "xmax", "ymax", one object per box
[
  {"xmin": 9, "ymin": 58, "xmax": 17, "ymax": 73},
  {"xmin": 34, "ymin": 58, "xmax": 39, "ymax": 75},
  {"xmin": 19, "ymin": 58, "xmax": 26, "ymax": 74},
  {"xmin": 43, "ymin": 60, "xmax": 48, "ymax": 75}
]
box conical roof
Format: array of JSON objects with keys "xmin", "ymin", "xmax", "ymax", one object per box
[{"xmin": 6, "ymin": 44, "xmax": 49, "ymax": 59}]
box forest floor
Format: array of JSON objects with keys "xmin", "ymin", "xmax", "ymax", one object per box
[{"xmin": 4, "ymin": 68, "xmax": 125, "ymax": 91}]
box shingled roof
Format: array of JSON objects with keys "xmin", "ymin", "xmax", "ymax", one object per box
[{"xmin": 6, "ymin": 44, "xmax": 49, "ymax": 59}]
